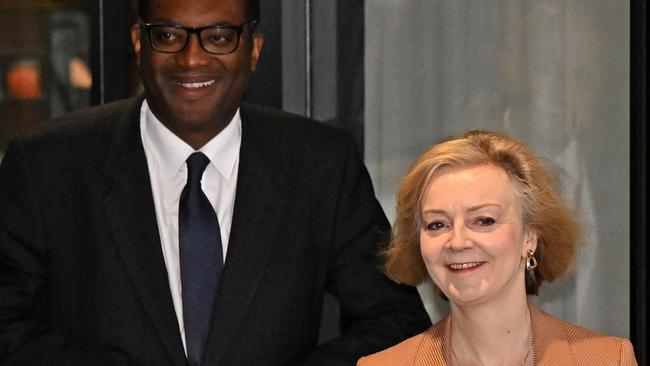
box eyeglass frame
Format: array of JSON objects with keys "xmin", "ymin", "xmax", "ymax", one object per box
[{"xmin": 137, "ymin": 19, "xmax": 258, "ymax": 55}]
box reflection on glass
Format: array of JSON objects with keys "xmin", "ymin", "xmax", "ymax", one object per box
[
  {"xmin": 48, "ymin": 9, "xmax": 91, "ymax": 118},
  {"xmin": 0, "ymin": 3, "xmax": 91, "ymax": 160},
  {"xmin": 6, "ymin": 59, "xmax": 42, "ymax": 99}
]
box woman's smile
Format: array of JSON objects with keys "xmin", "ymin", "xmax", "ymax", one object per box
[{"xmin": 447, "ymin": 261, "xmax": 486, "ymax": 272}]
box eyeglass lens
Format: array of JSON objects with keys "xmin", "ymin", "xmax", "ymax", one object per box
[{"xmin": 150, "ymin": 26, "xmax": 240, "ymax": 54}]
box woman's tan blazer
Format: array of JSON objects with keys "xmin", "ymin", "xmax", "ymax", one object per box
[{"xmin": 357, "ymin": 302, "xmax": 637, "ymax": 366}]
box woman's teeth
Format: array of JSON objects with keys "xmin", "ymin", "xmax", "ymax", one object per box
[{"xmin": 449, "ymin": 262, "xmax": 481, "ymax": 270}]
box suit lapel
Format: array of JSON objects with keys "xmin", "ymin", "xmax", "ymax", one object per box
[
  {"xmin": 202, "ymin": 105, "xmax": 290, "ymax": 364},
  {"xmin": 530, "ymin": 302, "xmax": 575, "ymax": 366},
  {"xmin": 101, "ymin": 98, "xmax": 186, "ymax": 365}
]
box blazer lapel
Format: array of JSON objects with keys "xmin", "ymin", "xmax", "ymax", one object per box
[
  {"xmin": 415, "ymin": 315, "xmax": 451, "ymax": 366},
  {"xmin": 202, "ymin": 105, "xmax": 291, "ymax": 364},
  {"xmin": 530, "ymin": 302, "xmax": 575, "ymax": 366},
  {"xmin": 101, "ymin": 98, "xmax": 186, "ymax": 365}
]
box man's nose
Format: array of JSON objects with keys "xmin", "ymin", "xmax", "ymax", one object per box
[{"xmin": 177, "ymin": 34, "xmax": 211, "ymax": 67}]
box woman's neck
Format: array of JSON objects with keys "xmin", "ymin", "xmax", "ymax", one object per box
[{"xmin": 449, "ymin": 294, "xmax": 532, "ymax": 366}]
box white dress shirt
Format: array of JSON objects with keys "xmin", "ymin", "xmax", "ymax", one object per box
[{"xmin": 139, "ymin": 100, "xmax": 241, "ymax": 353}]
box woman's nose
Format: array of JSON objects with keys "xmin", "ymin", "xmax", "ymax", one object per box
[{"xmin": 446, "ymin": 224, "xmax": 472, "ymax": 250}]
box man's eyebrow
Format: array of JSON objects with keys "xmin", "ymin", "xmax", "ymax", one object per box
[
  {"xmin": 144, "ymin": 18, "xmax": 236, "ymax": 27},
  {"xmin": 145, "ymin": 17, "xmax": 176, "ymax": 24}
]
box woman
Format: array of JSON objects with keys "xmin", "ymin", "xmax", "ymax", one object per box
[{"xmin": 358, "ymin": 130, "xmax": 636, "ymax": 365}]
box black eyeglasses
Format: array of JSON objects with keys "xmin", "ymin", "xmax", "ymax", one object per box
[{"xmin": 139, "ymin": 20, "xmax": 257, "ymax": 55}]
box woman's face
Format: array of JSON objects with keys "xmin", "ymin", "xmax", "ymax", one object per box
[{"xmin": 419, "ymin": 164, "xmax": 536, "ymax": 306}]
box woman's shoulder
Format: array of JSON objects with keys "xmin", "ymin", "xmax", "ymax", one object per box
[
  {"xmin": 356, "ymin": 332, "xmax": 425, "ymax": 366},
  {"xmin": 357, "ymin": 315, "xmax": 450, "ymax": 366},
  {"xmin": 530, "ymin": 303, "xmax": 637, "ymax": 365},
  {"xmin": 558, "ymin": 319, "xmax": 637, "ymax": 365}
]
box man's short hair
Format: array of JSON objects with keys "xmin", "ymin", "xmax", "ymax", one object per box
[{"xmin": 137, "ymin": 0, "xmax": 260, "ymax": 23}]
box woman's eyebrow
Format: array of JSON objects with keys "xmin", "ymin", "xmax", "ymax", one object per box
[{"xmin": 466, "ymin": 203, "xmax": 500, "ymax": 213}]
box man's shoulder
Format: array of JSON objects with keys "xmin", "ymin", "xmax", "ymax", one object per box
[
  {"xmin": 240, "ymin": 102, "xmax": 320, "ymax": 126},
  {"xmin": 19, "ymin": 97, "xmax": 140, "ymax": 143},
  {"xmin": 6, "ymin": 97, "xmax": 141, "ymax": 164},
  {"xmin": 240, "ymin": 103, "xmax": 352, "ymax": 144}
]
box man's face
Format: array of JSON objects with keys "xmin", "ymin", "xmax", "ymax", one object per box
[{"xmin": 131, "ymin": 0, "xmax": 263, "ymax": 143}]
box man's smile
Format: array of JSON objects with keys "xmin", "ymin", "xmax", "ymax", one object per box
[{"xmin": 177, "ymin": 79, "xmax": 216, "ymax": 89}]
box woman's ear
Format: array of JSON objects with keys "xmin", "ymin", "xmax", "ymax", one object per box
[{"xmin": 523, "ymin": 228, "xmax": 539, "ymax": 257}]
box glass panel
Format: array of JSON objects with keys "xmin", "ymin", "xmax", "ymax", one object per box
[
  {"xmin": 365, "ymin": 0, "xmax": 630, "ymax": 338},
  {"xmin": 0, "ymin": 0, "xmax": 92, "ymax": 159}
]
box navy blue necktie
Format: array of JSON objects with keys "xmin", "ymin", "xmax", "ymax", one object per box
[{"xmin": 179, "ymin": 152, "xmax": 223, "ymax": 366}]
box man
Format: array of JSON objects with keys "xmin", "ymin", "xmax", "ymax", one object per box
[{"xmin": 0, "ymin": 0, "xmax": 430, "ymax": 364}]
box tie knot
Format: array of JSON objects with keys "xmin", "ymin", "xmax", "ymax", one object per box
[{"xmin": 186, "ymin": 152, "xmax": 210, "ymax": 184}]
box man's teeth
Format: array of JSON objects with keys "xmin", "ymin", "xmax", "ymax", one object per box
[
  {"xmin": 180, "ymin": 80, "xmax": 215, "ymax": 88},
  {"xmin": 449, "ymin": 262, "xmax": 481, "ymax": 270}
]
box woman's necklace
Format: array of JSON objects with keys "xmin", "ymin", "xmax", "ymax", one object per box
[{"xmin": 451, "ymin": 342, "xmax": 532, "ymax": 366}]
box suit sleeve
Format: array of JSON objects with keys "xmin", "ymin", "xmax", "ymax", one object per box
[
  {"xmin": 297, "ymin": 137, "xmax": 431, "ymax": 365},
  {"xmin": 0, "ymin": 138, "xmax": 128, "ymax": 365}
]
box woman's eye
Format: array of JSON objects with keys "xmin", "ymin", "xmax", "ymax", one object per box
[
  {"xmin": 425, "ymin": 221, "xmax": 447, "ymax": 231},
  {"xmin": 474, "ymin": 217, "xmax": 496, "ymax": 226}
]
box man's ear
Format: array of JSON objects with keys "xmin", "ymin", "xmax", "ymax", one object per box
[
  {"xmin": 130, "ymin": 24, "xmax": 142, "ymax": 66},
  {"xmin": 249, "ymin": 33, "xmax": 265, "ymax": 72}
]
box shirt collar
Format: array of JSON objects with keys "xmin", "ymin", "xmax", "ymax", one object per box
[{"xmin": 141, "ymin": 99, "xmax": 242, "ymax": 181}]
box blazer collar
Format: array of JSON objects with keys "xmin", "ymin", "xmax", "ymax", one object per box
[
  {"xmin": 102, "ymin": 96, "xmax": 187, "ymax": 365},
  {"xmin": 530, "ymin": 301, "xmax": 575, "ymax": 365},
  {"xmin": 415, "ymin": 314, "xmax": 451, "ymax": 366},
  {"xmin": 413, "ymin": 301, "xmax": 574, "ymax": 365}
]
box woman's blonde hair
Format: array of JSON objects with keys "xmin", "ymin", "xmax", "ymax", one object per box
[{"xmin": 384, "ymin": 130, "xmax": 581, "ymax": 295}]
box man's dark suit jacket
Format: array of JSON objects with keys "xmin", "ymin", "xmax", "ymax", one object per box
[{"xmin": 0, "ymin": 97, "xmax": 430, "ymax": 365}]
